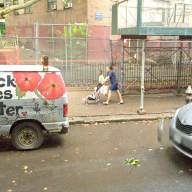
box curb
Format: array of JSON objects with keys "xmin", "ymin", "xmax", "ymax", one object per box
[{"xmin": 69, "ymin": 114, "xmax": 173, "ymax": 125}]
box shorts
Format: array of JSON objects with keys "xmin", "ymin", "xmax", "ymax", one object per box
[{"xmin": 110, "ymin": 84, "xmax": 118, "ymax": 91}]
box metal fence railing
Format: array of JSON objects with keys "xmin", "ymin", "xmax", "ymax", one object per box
[
  {"xmin": 115, "ymin": 39, "xmax": 192, "ymax": 94},
  {"xmin": 1, "ymin": 37, "xmax": 192, "ymax": 94},
  {"xmin": 0, "ymin": 37, "xmax": 112, "ymax": 85}
]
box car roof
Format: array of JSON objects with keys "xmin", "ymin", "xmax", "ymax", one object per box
[{"xmin": 0, "ymin": 65, "xmax": 60, "ymax": 72}]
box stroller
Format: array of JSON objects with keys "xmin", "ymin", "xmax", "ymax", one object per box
[{"xmin": 84, "ymin": 83, "xmax": 104, "ymax": 106}]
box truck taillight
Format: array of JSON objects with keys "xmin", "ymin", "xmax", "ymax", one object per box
[{"xmin": 63, "ymin": 104, "xmax": 68, "ymax": 116}]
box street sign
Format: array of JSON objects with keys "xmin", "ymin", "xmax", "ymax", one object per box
[{"xmin": 95, "ymin": 13, "xmax": 102, "ymax": 20}]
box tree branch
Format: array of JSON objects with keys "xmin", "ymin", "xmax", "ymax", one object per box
[{"xmin": 0, "ymin": 0, "xmax": 41, "ymax": 19}]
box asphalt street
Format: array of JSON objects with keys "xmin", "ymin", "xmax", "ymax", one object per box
[{"xmin": 0, "ymin": 121, "xmax": 192, "ymax": 192}]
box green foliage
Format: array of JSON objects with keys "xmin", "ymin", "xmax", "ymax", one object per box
[
  {"xmin": 125, "ymin": 158, "xmax": 141, "ymax": 167},
  {"xmin": 57, "ymin": 23, "xmax": 91, "ymax": 38},
  {"xmin": 57, "ymin": 23, "xmax": 91, "ymax": 60}
]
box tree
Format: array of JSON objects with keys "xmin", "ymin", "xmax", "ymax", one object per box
[
  {"xmin": 57, "ymin": 23, "xmax": 91, "ymax": 60},
  {"xmin": 0, "ymin": 0, "xmax": 41, "ymax": 19}
]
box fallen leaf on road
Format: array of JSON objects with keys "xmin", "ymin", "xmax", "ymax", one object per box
[
  {"xmin": 89, "ymin": 133, "xmax": 92, "ymax": 135},
  {"xmin": 65, "ymin": 160, "xmax": 68, "ymax": 162},
  {"xmin": 44, "ymin": 187, "xmax": 48, "ymax": 190},
  {"xmin": 7, "ymin": 190, "xmax": 12, "ymax": 192},
  {"xmin": 12, "ymin": 181, "xmax": 15, "ymax": 183},
  {"xmin": 189, "ymin": 169, "xmax": 192, "ymax": 172},
  {"xmin": 125, "ymin": 158, "xmax": 141, "ymax": 166},
  {"xmin": 23, "ymin": 166, "xmax": 28, "ymax": 170},
  {"xmin": 114, "ymin": 148, "xmax": 118, "ymax": 150},
  {"xmin": 160, "ymin": 147, "xmax": 164, "ymax": 150},
  {"xmin": 107, "ymin": 163, "xmax": 111, "ymax": 166},
  {"xmin": 148, "ymin": 149, "xmax": 153, "ymax": 151},
  {"xmin": 122, "ymin": 122, "xmax": 126, "ymax": 124},
  {"xmin": 179, "ymin": 170, "xmax": 184, "ymax": 174},
  {"xmin": 42, "ymin": 160, "xmax": 45, "ymax": 162}
]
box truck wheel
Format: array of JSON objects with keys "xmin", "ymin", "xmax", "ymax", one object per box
[{"xmin": 11, "ymin": 122, "xmax": 44, "ymax": 150}]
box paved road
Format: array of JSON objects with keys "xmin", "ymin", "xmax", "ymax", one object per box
[{"xmin": 0, "ymin": 121, "xmax": 192, "ymax": 192}]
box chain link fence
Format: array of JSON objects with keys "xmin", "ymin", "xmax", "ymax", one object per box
[
  {"xmin": 0, "ymin": 37, "xmax": 113, "ymax": 86},
  {"xmin": 1, "ymin": 36, "xmax": 192, "ymax": 94}
]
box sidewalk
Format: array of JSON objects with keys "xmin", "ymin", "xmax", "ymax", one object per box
[{"xmin": 67, "ymin": 87, "xmax": 186, "ymax": 124}]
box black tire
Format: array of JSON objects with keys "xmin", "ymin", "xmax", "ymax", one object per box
[{"xmin": 11, "ymin": 122, "xmax": 44, "ymax": 150}]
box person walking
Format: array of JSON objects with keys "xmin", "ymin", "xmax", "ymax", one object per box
[{"xmin": 102, "ymin": 65, "xmax": 124, "ymax": 105}]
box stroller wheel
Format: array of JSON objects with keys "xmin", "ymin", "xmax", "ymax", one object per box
[
  {"xmin": 85, "ymin": 102, "xmax": 88, "ymax": 106},
  {"xmin": 98, "ymin": 102, "xmax": 101, "ymax": 106}
]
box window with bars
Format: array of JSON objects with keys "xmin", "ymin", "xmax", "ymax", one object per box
[
  {"xmin": 47, "ymin": 0, "xmax": 57, "ymax": 11},
  {"xmin": 25, "ymin": 0, "xmax": 32, "ymax": 13}
]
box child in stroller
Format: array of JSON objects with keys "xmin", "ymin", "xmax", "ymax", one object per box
[
  {"xmin": 82, "ymin": 70, "xmax": 109, "ymax": 106},
  {"xmin": 82, "ymin": 83, "xmax": 103, "ymax": 106}
]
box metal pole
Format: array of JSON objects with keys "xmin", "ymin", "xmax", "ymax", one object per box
[
  {"xmin": 70, "ymin": 25, "xmax": 72, "ymax": 80},
  {"xmin": 65, "ymin": 36, "xmax": 68, "ymax": 85},
  {"xmin": 52, "ymin": 25, "xmax": 55, "ymax": 59},
  {"xmin": 13, "ymin": 37, "xmax": 15, "ymax": 65},
  {"xmin": 181, "ymin": 0, "xmax": 185, "ymax": 28},
  {"xmin": 85, "ymin": 25, "xmax": 88, "ymax": 61},
  {"xmin": 136, "ymin": 39, "xmax": 139, "ymax": 63},
  {"xmin": 109, "ymin": 40, "xmax": 112, "ymax": 65},
  {"xmin": 174, "ymin": 1, "xmax": 177, "ymax": 27},
  {"xmin": 121, "ymin": 39, "xmax": 124, "ymax": 95},
  {"xmin": 138, "ymin": 39, "xmax": 146, "ymax": 114},
  {"xmin": 137, "ymin": 0, "xmax": 142, "ymax": 34},
  {"xmin": 104, "ymin": 25, "xmax": 107, "ymax": 61},
  {"xmin": 177, "ymin": 41, "xmax": 182, "ymax": 94},
  {"xmin": 35, "ymin": 22, "xmax": 39, "ymax": 65}
]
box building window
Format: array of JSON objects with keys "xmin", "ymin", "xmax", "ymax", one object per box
[
  {"xmin": 47, "ymin": 0, "xmax": 57, "ymax": 11},
  {"xmin": 14, "ymin": 0, "xmax": 19, "ymax": 15},
  {"xmin": 25, "ymin": 0, "xmax": 32, "ymax": 13}
]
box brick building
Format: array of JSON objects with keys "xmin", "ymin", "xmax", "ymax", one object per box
[{"xmin": 5, "ymin": 0, "xmax": 116, "ymax": 38}]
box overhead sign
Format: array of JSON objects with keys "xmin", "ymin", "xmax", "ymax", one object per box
[{"xmin": 95, "ymin": 13, "xmax": 102, "ymax": 20}]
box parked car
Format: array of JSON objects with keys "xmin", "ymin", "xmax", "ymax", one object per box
[
  {"xmin": 0, "ymin": 65, "xmax": 69, "ymax": 150},
  {"xmin": 158, "ymin": 104, "xmax": 192, "ymax": 158}
]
